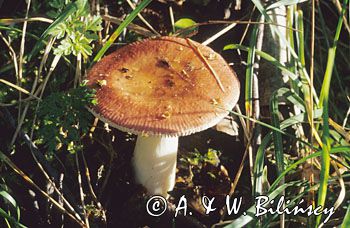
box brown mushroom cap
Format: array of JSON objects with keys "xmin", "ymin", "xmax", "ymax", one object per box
[{"xmin": 87, "ymin": 36, "xmax": 240, "ymax": 136}]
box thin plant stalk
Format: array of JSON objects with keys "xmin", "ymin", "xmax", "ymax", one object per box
[
  {"xmin": 0, "ymin": 151, "xmax": 86, "ymax": 227},
  {"xmin": 92, "ymin": 0, "xmax": 153, "ymax": 64},
  {"xmin": 316, "ymin": 0, "xmax": 348, "ymax": 225},
  {"xmin": 17, "ymin": 0, "xmax": 31, "ymax": 126},
  {"xmin": 125, "ymin": 0, "xmax": 160, "ymax": 36},
  {"xmin": 75, "ymin": 153, "xmax": 90, "ymax": 228},
  {"xmin": 169, "ymin": 5, "xmax": 175, "ymax": 34},
  {"xmin": 10, "ymin": 54, "xmax": 61, "ymax": 147},
  {"xmin": 308, "ymin": 1, "xmax": 316, "ymax": 226}
]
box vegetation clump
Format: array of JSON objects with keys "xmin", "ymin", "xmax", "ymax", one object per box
[{"xmin": 0, "ymin": 0, "xmax": 349, "ymax": 227}]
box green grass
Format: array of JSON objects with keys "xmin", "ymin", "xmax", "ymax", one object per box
[
  {"xmin": 92, "ymin": 0, "xmax": 153, "ymax": 64},
  {"xmin": 0, "ymin": 0, "xmax": 349, "ymax": 227}
]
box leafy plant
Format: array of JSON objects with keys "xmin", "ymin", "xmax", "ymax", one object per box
[
  {"xmin": 183, "ymin": 148, "xmax": 221, "ymax": 167},
  {"xmin": 0, "ymin": 185, "xmax": 25, "ymax": 228},
  {"xmin": 50, "ymin": 14, "xmax": 102, "ymax": 58},
  {"xmin": 29, "ymin": 0, "xmax": 102, "ymax": 60},
  {"xmin": 35, "ymin": 82, "xmax": 96, "ymax": 154},
  {"xmin": 1, "ymin": 0, "xmax": 349, "ymax": 227}
]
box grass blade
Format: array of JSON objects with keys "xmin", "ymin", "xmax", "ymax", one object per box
[
  {"xmin": 251, "ymin": 0, "xmax": 319, "ymax": 105},
  {"xmin": 0, "ymin": 79, "xmax": 40, "ymax": 100},
  {"xmin": 316, "ymin": 0, "xmax": 349, "ymax": 225},
  {"xmin": 254, "ymin": 109, "xmax": 322, "ymax": 197},
  {"xmin": 342, "ymin": 204, "xmax": 350, "ymax": 228},
  {"xmin": 253, "ymin": 133, "xmax": 272, "ymax": 196},
  {"xmin": 270, "ymin": 92, "xmax": 284, "ymax": 177},
  {"xmin": 92, "ymin": 0, "xmax": 153, "ymax": 64},
  {"xmin": 275, "ymin": 87, "xmax": 305, "ymax": 112},
  {"xmin": 224, "ymin": 44, "xmax": 301, "ymax": 86},
  {"xmin": 0, "ymin": 208, "xmax": 27, "ymax": 228},
  {"xmin": 0, "ymin": 150, "xmax": 85, "ymax": 227},
  {"xmin": 244, "ymin": 24, "xmax": 258, "ymax": 123},
  {"xmin": 270, "ymin": 146, "xmax": 350, "ymax": 191},
  {"xmin": 0, "ymin": 190, "xmax": 20, "ymax": 221}
]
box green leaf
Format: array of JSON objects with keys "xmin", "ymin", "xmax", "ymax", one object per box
[
  {"xmin": 49, "ymin": 22, "xmax": 68, "ymax": 39},
  {"xmin": 270, "ymin": 92, "xmax": 284, "ymax": 178},
  {"xmin": 0, "ymin": 208, "xmax": 27, "ymax": 228},
  {"xmin": 174, "ymin": 18, "xmax": 197, "ymax": 29},
  {"xmin": 342, "ymin": 204, "xmax": 350, "ymax": 228},
  {"xmin": 54, "ymin": 38, "xmax": 73, "ymax": 56},
  {"xmin": 36, "ymin": 84, "xmax": 96, "ymax": 154},
  {"xmin": 0, "ymin": 188, "xmax": 23, "ymax": 227},
  {"xmin": 29, "ymin": 0, "xmax": 81, "ymax": 60},
  {"xmin": 0, "ymin": 191, "xmax": 17, "ymax": 211},
  {"xmin": 85, "ymin": 15, "xmax": 103, "ymax": 32},
  {"xmin": 316, "ymin": 0, "xmax": 349, "ymax": 225},
  {"xmin": 75, "ymin": 0, "xmax": 89, "ymax": 17},
  {"xmin": 204, "ymin": 149, "xmax": 220, "ymax": 167}
]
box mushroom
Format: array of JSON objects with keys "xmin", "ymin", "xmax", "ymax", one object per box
[{"xmin": 87, "ymin": 36, "xmax": 240, "ymax": 197}]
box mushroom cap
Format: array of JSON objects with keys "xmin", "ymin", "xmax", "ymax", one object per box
[{"xmin": 87, "ymin": 36, "xmax": 240, "ymax": 136}]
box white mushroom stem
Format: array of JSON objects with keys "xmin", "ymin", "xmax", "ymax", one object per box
[{"xmin": 133, "ymin": 135, "xmax": 178, "ymax": 197}]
